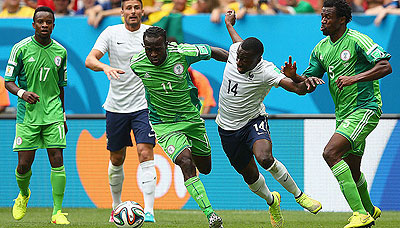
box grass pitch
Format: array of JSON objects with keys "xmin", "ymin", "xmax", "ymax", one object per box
[{"xmin": 0, "ymin": 208, "xmax": 399, "ymax": 228}]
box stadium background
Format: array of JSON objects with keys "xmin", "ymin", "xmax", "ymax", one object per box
[{"xmin": 0, "ymin": 15, "xmax": 399, "ymax": 212}]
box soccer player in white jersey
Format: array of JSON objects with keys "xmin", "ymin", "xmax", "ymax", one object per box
[
  {"xmin": 217, "ymin": 11, "xmax": 324, "ymax": 228},
  {"xmin": 85, "ymin": 0, "xmax": 156, "ymax": 223}
]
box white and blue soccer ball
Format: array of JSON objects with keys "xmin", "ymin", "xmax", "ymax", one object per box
[{"xmin": 113, "ymin": 201, "xmax": 145, "ymax": 228}]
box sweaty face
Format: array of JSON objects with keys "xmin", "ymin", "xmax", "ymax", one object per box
[
  {"xmin": 32, "ymin": 12, "xmax": 54, "ymax": 39},
  {"xmin": 320, "ymin": 7, "xmax": 342, "ymax": 36},
  {"xmin": 236, "ymin": 45, "xmax": 260, "ymax": 74},
  {"xmin": 143, "ymin": 36, "xmax": 167, "ymax": 66},
  {"xmin": 122, "ymin": 0, "xmax": 143, "ymax": 28}
]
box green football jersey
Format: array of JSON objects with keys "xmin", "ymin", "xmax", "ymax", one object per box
[
  {"xmin": 130, "ymin": 42, "xmax": 211, "ymax": 124},
  {"xmin": 303, "ymin": 28, "xmax": 391, "ymax": 121},
  {"xmin": 4, "ymin": 36, "xmax": 67, "ymax": 125}
]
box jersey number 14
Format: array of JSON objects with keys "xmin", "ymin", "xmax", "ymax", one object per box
[{"xmin": 227, "ymin": 80, "xmax": 238, "ymax": 96}]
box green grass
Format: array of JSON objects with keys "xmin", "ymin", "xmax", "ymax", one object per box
[{"xmin": 1, "ymin": 208, "xmax": 399, "ymax": 228}]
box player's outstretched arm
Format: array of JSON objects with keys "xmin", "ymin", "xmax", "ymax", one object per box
[
  {"xmin": 210, "ymin": 46, "xmax": 229, "ymax": 62},
  {"xmin": 279, "ymin": 76, "xmax": 325, "ymax": 95},
  {"xmin": 281, "ymin": 56, "xmax": 306, "ymax": 83},
  {"xmin": 5, "ymin": 81, "xmax": 40, "ymax": 104},
  {"xmin": 85, "ymin": 49, "xmax": 125, "ymax": 80},
  {"xmin": 335, "ymin": 59, "xmax": 392, "ymax": 90},
  {"xmin": 225, "ymin": 10, "xmax": 243, "ymax": 43}
]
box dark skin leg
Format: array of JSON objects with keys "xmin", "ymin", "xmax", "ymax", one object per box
[
  {"xmin": 17, "ymin": 148, "xmax": 65, "ymax": 174},
  {"xmin": 192, "ymin": 154, "xmax": 212, "ymax": 175},
  {"xmin": 17, "ymin": 150, "xmax": 36, "ymax": 174},
  {"xmin": 239, "ymin": 139, "xmax": 275, "ymax": 185},
  {"xmin": 323, "ymin": 133, "xmax": 361, "ymax": 181},
  {"xmin": 47, "ymin": 148, "xmax": 64, "ymax": 168},
  {"xmin": 238, "ymin": 157, "xmax": 260, "ymax": 184},
  {"xmin": 175, "ymin": 148, "xmax": 198, "ymax": 181}
]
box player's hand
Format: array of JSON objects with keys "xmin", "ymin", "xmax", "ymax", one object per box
[
  {"xmin": 336, "ymin": 75, "xmax": 356, "ymax": 90},
  {"xmin": 225, "ymin": 10, "xmax": 236, "ymax": 26},
  {"xmin": 281, "ymin": 56, "xmax": 297, "ymax": 78},
  {"xmin": 304, "ymin": 77, "xmax": 325, "ymax": 92},
  {"xmin": 22, "ymin": 91, "xmax": 40, "ymax": 104},
  {"xmin": 104, "ymin": 66, "xmax": 125, "ymax": 80}
]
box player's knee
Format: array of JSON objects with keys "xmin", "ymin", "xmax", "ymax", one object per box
[
  {"xmin": 323, "ymin": 145, "xmax": 340, "ymax": 165},
  {"xmin": 137, "ymin": 149, "xmax": 153, "ymax": 162},
  {"xmin": 257, "ymin": 155, "xmax": 275, "ymax": 170},
  {"xmin": 197, "ymin": 165, "xmax": 211, "ymax": 175},
  {"xmin": 17, "ymin": 163, "xmax": 32, "ymax": 174},
  {"xmin": 110, "ymin": 153, "xmax": 125, "ymax": 166},
  {"xmin": 176, "ymin": 156, "xmax": 195, "ymax": 173}
]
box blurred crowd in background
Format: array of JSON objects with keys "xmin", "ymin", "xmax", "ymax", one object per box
[
  {"xmin": 0, "ymin": 0, "xmax": 399, "ymax": 26},
  {"xmin": 0, "ymin": 0, "xmax": 398, "ymax": 115}
]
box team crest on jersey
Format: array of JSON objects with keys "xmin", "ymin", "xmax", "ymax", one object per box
[
  {"xmin": 167, "ymin": 145, "xmax": 175, "ymax": 154},
  {"xmin": 340, "ymin": 50, "xmax": 351, "ymax": 61},
  {"xmin": 173, "ymin": 63, "xmax": 184, "ymax": 75},
  {"xmin": 54, "ymin": 56, "xmax": 62, "ymax": 66},
  {"xmin": 5, "ymin": 65, "xmax": 14, "ymax": 76},
  {"xmin": 247, "ymin": 72, "xmax": 254, "ymax": 80},
  {"xmin": 16, "ymin": 137, "xmax": 22, "ymax": 145},
  {"xmin": 144, "ymin": 72, "xmax": 151, "ymax": 78}
]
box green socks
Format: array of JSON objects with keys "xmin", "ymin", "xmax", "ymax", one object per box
[
  {"xmin": 356, "ymin": 173, "xmax": 374, "ymax": 215},
  {"xmin": 184, "ymin": 176, "xmax": 214, "ymax": 217},
  {"xmin": 51, "ymin": 166, "xmax": 66, "ymax": 215},
  {"xmin": 15, "ymin": 169, "xmax": 32, "ymax": 197},
  {"xmin": 331, "ymin": 160, "xmax": 367, "ymax": 215}
]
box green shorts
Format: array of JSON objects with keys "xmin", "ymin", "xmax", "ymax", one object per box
[
  {"xmin": 336, "ymin": 109, "xmax": 380, "ymax": 157},
  {"xmin": 13, "ymin": 121, "xmax": 66, "ymax": 151},
  {"xmin": 152, "ymin": 120, "xmax": 211, "ymax": 162}
]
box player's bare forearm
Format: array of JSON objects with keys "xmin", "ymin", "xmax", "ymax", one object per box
[
  {"xmin": 211, "ymin": 47, "xmax": 229, "ymax": 62},
  {"xmin": 353, "ymin": 60, "xmax": 392, "ymax": 82},
  {"xmin": 59, "ymin": 86, "xmax": 65, "ymax": 112},
  {"xmin": 4, "ymin": 81, "xmax": 21, "ymax": 96},
  {"xmin": 290, "ymin": 74, "xmax": 306, "ymax": 83},
  {"xmin": 279, "ymin": 77, "xmax": 324, "ymax": 95},
  {"xmin": 85, "ymin": 49, "xmax": 107, "ymax": 72},
  {"xmin": 225, "ymin": 10, "xmax": 243, "ymax": 43},
  {"xmin": 5, "ymin": 81, "xmax": 40, "ymax": 104}
]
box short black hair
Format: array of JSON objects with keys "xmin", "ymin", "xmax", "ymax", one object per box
[
  {"xmin": 241, "ymin": 37, "xmax": 264, "ymax": 56},
  {"xmin": 121, "ymin": 0, "xmax": 143, "ymax": 9},
  {"xmin": 323, "ymin": 0, "xmax": 352, "ymax": 23},
  {"xmin": 33, "ymin": 6, "xmax": 55, "ymax": 22},
  {"xmin": 144, "ymin": 26, "xmax": 167, "ymax": 43}
]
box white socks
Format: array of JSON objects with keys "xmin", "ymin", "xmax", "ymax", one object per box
[
  {"xmin": 108, "ymin": 160, "xmax": 124, "ymax": 209},
  {"xmin": 248, "ymin": 173, "xmax": 274, "ymax": 205},
  {"xmin": 268, "ymin": 159, "xmax": 302, "ymax": 198},
  {"xmin": 140, "ymin": 160, "xmax": 157, "ymax": 215}
]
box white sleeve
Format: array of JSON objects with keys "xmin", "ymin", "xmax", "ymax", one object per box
[
  {"xmin": 92, "ymin": 26, "xmax": 111, "ymax": 54},
  {"xmin": 263, "ymin": 62, "xmax": 285, "ymax": 88}
]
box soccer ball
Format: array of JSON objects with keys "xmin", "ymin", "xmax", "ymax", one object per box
[{"xmin": 113, "ymin": 201, "xmax": 145, "ymax": 228}]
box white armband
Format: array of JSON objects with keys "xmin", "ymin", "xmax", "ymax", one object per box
[
  {"xmin": 64, "ymin": 112, "xmax": 66, "ymax": 121},
  {"xmin": 17, "ymin": 89, "xmax": 26, "ymax": 98}
]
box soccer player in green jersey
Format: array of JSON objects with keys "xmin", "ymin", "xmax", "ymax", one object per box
[
  {"xmin": 130, "ymin": 26, "xmax": 228, "ymax": 228},
  {"xmin": 4, "ymin": 6, "xmax": 69, "ymax": 225},
  {"xmin": 282, "ymin": 0, "xmax": 392, "ymax": 227}
]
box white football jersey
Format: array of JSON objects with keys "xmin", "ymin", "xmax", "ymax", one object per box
[
  {"xmin": 93, "ymin": 24, "xmax": 150, "ymax": 113},
  {"xmin": 216, "ymin": 42, "xmax": 285, "ymax": 130}
]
